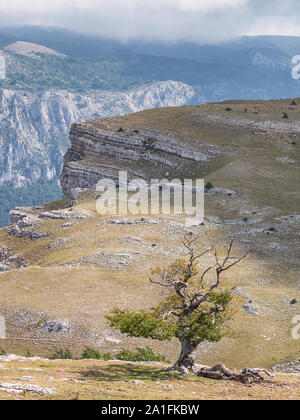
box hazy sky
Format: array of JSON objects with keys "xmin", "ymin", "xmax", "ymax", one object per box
[{"xmin": 0, "ymin": 0, "xmax": 300, "ymax": 43}]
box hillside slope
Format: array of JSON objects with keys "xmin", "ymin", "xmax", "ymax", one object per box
[{"xmin": 0, "ymin": 100, "xmax": 299, "ymax": 374}]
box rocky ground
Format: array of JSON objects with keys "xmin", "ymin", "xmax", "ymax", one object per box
[{"xmin": 0, "ymin": 354, "xmax": 299, "ymax": 400}]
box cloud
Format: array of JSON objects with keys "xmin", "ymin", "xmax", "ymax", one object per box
[
  {"xmin": 0, "ymin": 0, "xmax": 299, "ymax": 42},
  {"xmin": 245, "ymin": 0, "xmax": 300, "ymax": 37}
]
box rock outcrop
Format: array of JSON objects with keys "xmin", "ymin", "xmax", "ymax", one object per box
[
  {"xmin": 0, "ymin": 245, "xmax": 26, "ymax": 271},
  {"xmin": 60, "ymin": 120, "xmax": 232, "ymax": 198}
]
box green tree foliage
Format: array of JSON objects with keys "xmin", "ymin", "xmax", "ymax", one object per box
[
  {"xmin": 106, "ymin": 309, "xmax": 176, "ymax": 341},
  {"xmin": 106, "ymin": 234, "xmax": 247, "ymax": 374}
]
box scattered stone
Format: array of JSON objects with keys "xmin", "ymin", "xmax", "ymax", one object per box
[
  {"xmin": 9, "ymin": 225, "xmax": 49, "ymax": 241},
  {"xmin": 0, "ymin": 246, "xmax": 10, "ymax": 261},
  {"xmin": 17, "ymin": 216, "xmax": 39, "ymax": 228},
  {"xmin": 0, "ymin": 263, "xmax": 10, "ymax": 272},
  {"xmin": 48, "ymin": 239, "xmax": 69, "ymax": 249},
  {"xmin": 272, "ymin": 359, "xmax": 300, "ymax": 374},
  {"xmin": 0, "ymin": 382, "xmax": 57, "ymax": 395},
  {"xmin": 105, "ymin": 336, "xmax": 121, "ymax": 344},
  {"xmin": 62, "ymin": 221, "xmax": 75, "ymax": 228},
  {"xmin": 233, "ymin": 288, "xmax": 251, "ymax": 299},
  {"xmin": 39, "ymin": 211, "xmax": 69, "ymax": 220},
  {"xmin": 30, "ymin": 231, "xmax": 49, "ymax": 241},
  {"xmin": 0, "ymin": 248, "xmax": 26, "ymax": 271},
  {"xmin": 276, "ymin": 157, "xmax": 296, "ymax": 164},
  {"xmin": 125, "ymin": 237, "xmax": 142, "ymax": 243},
  {"xmin": 264, "ymin": 227, "xmax": 277, "ymax": 234},
  {"xmin": 243, "ymin": 304, "xmax": 260, "ymax": 316},
  {"xmin": 0, "ymin": 354, "xmax": 47, "ymax": 363},
  {"xmin": 109, "ymin": 220, "xmax": 134, "ymax": 225},
  {"xmin": 44, "ymin": 320, "xmax": 71, "ymax": 334},
  {"xmin": 205, "ymin": 187, "xmax": 236, "ymax": 196},
  {"xmin": 9, "ymin": 225, "xmax": 32, "ymax": 238},
  {"xmin": 9, "ymin": 209, "xmax": 34, "ymax": 225},
  {"xmin": 17, "ymin": 376, "xmax": 36, "ymax": 382}
]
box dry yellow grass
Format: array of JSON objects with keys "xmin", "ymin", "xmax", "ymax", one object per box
[{"xmin": 0, "ymin": 358, "xmax": 299, "ymax": 400}]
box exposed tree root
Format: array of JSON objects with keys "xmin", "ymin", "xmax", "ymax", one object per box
[{"xmin": 198, "ymin": 363, "xmax": 273, "ymax": 383}]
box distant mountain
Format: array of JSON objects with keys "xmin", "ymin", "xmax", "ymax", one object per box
[
  {"xmin": 0, "ymin": 29, "xmax": 299, "ymax": 99},
  {"xmin": 4, "ymin": 41, "xmax": 65, "ymax": 58}
]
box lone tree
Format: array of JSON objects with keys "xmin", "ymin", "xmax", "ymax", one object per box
[{"xmin": 106, "ymin": 234, "xmax": 248, "ymax": 375}]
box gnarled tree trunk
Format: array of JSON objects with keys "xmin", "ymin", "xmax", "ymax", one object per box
[
  {"xmin": 172, "ymin": 338, "xmax": 198, "ymax": 375},
  {"xmin": 198, "ymin": 363, "xmax": 273, "ymax": 383}
]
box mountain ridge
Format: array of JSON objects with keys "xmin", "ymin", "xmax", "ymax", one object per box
[{"xmin": 4, "ymin": 41, "xmax": 66, "ymax": 58}]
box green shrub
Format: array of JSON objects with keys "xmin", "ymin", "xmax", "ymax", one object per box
[
  {"xmin": 25, "ymin": 349, "xmax": 33, "ymax": 358},
  {"xmin": 102, "ymin": 352, "xmax": 112, "ymax": 361},
  {"xmin": 50, "ymin": 348, "xmax": 73, "ymax": 360},
  {"xmin": 118, "ymin": 127, "xmax": 125, "ymax": 132},
  {"xmin": 115, "ymin": 346, "xmax": 169, "ymax": 363},
  {"xmin": 81, "ymin": 346, "xmax": 102, "ymax": 360},
  {"xmin": 0, "ymin": 349, "xmax": 6, "ymax": 356},
  {"xmin": 282, "ymin": 112, "xmax": 288, "ymax": 119},
  {"xmin": 225, "ymin": 107, "xmax": 232, "ymax": 111},
  {"xmin": 205, "ymin": 181, "xmax": 214, "ymax": 190},
  {"xmin": 290, "ymin": 299, "xmax": 298, "ymax": 305}
]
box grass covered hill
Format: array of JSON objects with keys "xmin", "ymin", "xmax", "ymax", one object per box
[{"xmin": 0, "ymin": 99, "xmax": 299, "ymax": 399}]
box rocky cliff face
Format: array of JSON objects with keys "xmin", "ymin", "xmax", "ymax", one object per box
[
  {"xmin": 60, "ymin": 118, "xmax": 231, "ymax": 198},
  {"xmin": 0, "ymin": 81, "xmax": 195, "ymax": 187}
]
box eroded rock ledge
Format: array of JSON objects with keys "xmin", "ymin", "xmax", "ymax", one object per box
[{"xmin": 60, "ymin": 120, "xmax": 233, "ymax": 198}]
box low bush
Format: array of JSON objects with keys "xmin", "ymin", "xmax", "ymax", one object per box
[
  {"xmin": 205, "ymin": 181, "xmax": 214, "ymax": 190},
  {"xmin": 102, "ymin": 352, "xmax": 112, "ymax": 361},
  {"xmin": 290, "ymin": 299, "xmax": 298, "ymax": 305},
  {"xmin": 25, "ymin": 349, "xmax": 33, "ymax": 358},
  {"xmin": 81, "ymin": 346, "xmax": 102, "ymax": 360},
  {"xmin": 115, "ymin": 346, "xmax": 169, "ymax": 363},
  {"xmin": 50, "ymin": 348, "xmax": 73, "ymax": 360}
]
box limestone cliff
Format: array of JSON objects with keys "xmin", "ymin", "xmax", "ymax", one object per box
[
  {"xmin": 0, "ymin": 81, "xmax": 195, "ymax": 187},
  {"xmin": 60, "ymin": 118, "xmax": 232, "ymax": 198}
]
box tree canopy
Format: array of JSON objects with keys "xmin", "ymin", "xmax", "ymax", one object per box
[{"xmin": 106, "ymin": 233, "xmax": 248, "ymax": 374}]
